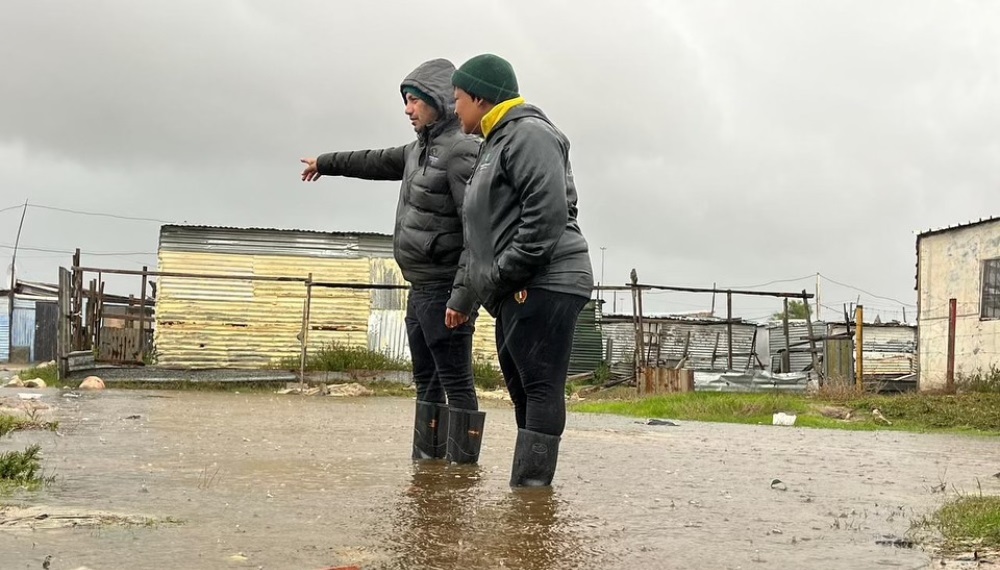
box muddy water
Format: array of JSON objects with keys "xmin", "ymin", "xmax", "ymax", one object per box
[{"xmin": 1, "ymin": 390, "xmax": 997, "ymax": 569}]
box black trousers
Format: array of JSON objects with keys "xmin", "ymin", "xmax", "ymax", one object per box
[
  {"xmin": 405, "ymin": 285, "xmax": 478, "ymax": 411},
  {"xmin": 495, "ymin": 288, "xmax": 588, "ymax": 436}
]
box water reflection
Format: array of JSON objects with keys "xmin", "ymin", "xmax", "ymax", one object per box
[{"xmin": 381, "ymin": 462, "xmax": 589, "ymax": 569}]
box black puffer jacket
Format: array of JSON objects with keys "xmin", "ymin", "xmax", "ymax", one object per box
[
  {"xmin": 462, "ymin": 103, "xmax": 594, "ymax": 316},
  {"xmin": 316, "ymin": 59, "xmax": 480, "ymax": 313}
]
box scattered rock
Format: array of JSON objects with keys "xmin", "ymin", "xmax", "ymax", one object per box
[
  {"xmin": 79, "ymin": 376, "xmax": 105, "ymax": 390},
  {"xmin": 770, "ymin": 478, "xmax": 788, "ymax": 491},
  {"xmin": 17, "ymin": 393, "xmax": 43, "ymax": 401},
  {"xmin": 124, "ymin": 414, "xmax": 141, "ymax": 420},
  {"xmin": 4, "ymin": 375, "xmax": 23, "ymax": 388},
  {"xmin": 326, "ymin": 383, "xmax": 374, "ymax": 397},
  {"xmin": 23, "ymin": 378, "xmax": 46, "ymax": 389}
]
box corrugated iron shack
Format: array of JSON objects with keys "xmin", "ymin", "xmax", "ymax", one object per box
[
  {"xmin": 154, "ymin": 225, "xmax": 499, "ymax": 369},
  {"xmin": 602, "ymin": 314, "xmax": 762, "ymax": 377}
]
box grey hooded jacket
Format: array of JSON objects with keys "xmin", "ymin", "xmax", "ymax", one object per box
[
  {"xmin": 315, "ymin": 59, "xmax": 480, "ymax": 314},
  {"xmin": 462, "ymin": 103, "xmax": 594, "ymax": 316}
]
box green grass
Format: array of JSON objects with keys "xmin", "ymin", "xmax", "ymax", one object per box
[
  {"xmin": 289, "ymin": 342, "xmax": 411, "ymax": 373},
  {"xmin": 919, "ymin": 495, "xmax": 1000, "ymax": 552},
  {"xmin": 0, "ymin": 414, "xmax": 58, "ymax": 438},
  {"xmin": 959, "ymin": 364, "xmax": 1000, "ymax": 394},
  {"xmin": 473, "ymin": 359, "xmax": 503, "ymax": 391},
  {"xmin": 0, "ymin": 444, "xmax": 53, "ymax": 494},
  {"xmin": 571, "ymin": 391, "xmax": 1000, "ymax": 434},
  {"xmin": 14, "ymin": 363, "xmax": 66, "ymax": 388}
]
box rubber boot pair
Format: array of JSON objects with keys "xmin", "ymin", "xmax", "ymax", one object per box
[
  {"xmin": 412, "ymin": 401, "xmax": 485, "ymax": 464},
  {"xmin": 509, "ymin": 428, "xmax": 561, "ymax": 488}
]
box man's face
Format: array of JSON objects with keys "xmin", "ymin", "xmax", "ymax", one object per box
[
  {"xmin": 454, "ymin": 88, "xmax": 487, "ymax": 135},
  {"xmin": 404, "ymin": 94, "xmax": 439, "ymax": 132}
]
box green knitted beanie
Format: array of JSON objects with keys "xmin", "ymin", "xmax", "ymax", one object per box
[
  {"xmin": 401, "ymin": 86, "xmax": 438, "ymax": 112},
  {"xmin": 452, "ymin": 54, "xmax": 520, "ymax": 104}
]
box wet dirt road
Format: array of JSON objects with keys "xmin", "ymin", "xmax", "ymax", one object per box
[{"xmin": 1, "ymin": 390, "xmax": 997, "ymax": 569}]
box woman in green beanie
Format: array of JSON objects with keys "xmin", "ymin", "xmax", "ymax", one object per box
[{"xmin": 452, "ymin": 54, "xmax": 594, "ymax": 488}]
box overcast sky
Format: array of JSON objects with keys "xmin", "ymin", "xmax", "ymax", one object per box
[{"xmin": 2, "ymin": 0, "xmax": 999, "ymax": 322}]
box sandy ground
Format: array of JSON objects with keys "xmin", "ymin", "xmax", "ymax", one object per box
[{"xmin": 1, "ymin": 388, "xmax": 997, "ymax": 569}]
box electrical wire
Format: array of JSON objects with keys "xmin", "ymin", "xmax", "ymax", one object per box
[
  {"xmin": 28, "ymin": 203, "xmax": 176, "ymax": 224},
  {"xmin": 817, "ymin": 273, "xmax": 916, "ymax": 308}
]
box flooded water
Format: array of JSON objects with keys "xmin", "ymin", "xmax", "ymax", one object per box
[{"xmin": 1, "ymin": 389, "xmax": 997, "ymax": 569}]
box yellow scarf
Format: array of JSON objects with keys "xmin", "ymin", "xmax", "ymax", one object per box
[{"xmin": 480, "ymin": 96, "xmax": 526, "ymax": 138}]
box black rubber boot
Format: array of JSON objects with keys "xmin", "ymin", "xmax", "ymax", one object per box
[
  {"xmin": 412, "ymin": 401, "xmax": 442, "ymax": 460},
  {"xmin": 432, "ymin": 403, "xmax": 449, "ymax": 459},
  {"xmin": 445, "ymin": 408, "xmax": 486, "ymax": 464},
  {"xmin": 509, "ymin": 429, "xmax": 561, "ymax": 487}
]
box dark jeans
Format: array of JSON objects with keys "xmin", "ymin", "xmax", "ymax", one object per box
[
  {"xmin": 405, "ymin": 285, "xmax": 478, "ymax": 411},
  {"xmin": 495, "ymin": 288, "xmax": 588, "ymax": 436}
]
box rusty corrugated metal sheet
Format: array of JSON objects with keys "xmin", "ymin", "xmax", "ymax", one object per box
[{"xmin": 155, "ymin": 250, "xmax": 372, "ymax": 369}]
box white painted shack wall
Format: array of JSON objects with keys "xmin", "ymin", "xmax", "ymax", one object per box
[{"xmin": 918, "ymin": 221, "xmax": 1000, "ymax": 390}]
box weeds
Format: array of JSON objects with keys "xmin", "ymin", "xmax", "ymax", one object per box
[
  {"xmin": 0, "ymin": 445, "xmax": 43, "ymax": 483},
  {"xmin": 14, "ymin": 363, "xmax": 65, "ymax": 388},
  {"xmin": 0, "ymin": 444, "xmax": 53, "ymax": 492},
  {"xmin": 571, "ymin": 391, "xmax": 1000, "ymax": 434},
  {"xmin": 0, "ymin": 414, "xmax": 58, "ymax": 438},
  {"xmin": 288, "ymin": 343, "xmax": 411, "ymax": 373},
  {"xmin": 914, "ymin": 490, "xmax": 1000, "ymax": 552},
  {"xmin": 959, "ymin": 364, "xmax": 1000, "ymax": 394},
  {"xmin": 473, "ymin": 358, "xmax": 503, "ymax": 391}
]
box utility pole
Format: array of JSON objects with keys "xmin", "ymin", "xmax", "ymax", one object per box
[
  {"xmin": 8, "ymin": 200, "xmax": 28, "ymax": 363},
  {"xmin": 815, "ymin": 273, "xmax": 821, "ymax": 321},
  {"xmin": 599, "ymin": 246, "xmax": 606, "ymax": 301}
]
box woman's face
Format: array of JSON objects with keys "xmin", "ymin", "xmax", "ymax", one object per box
[{"xmin": 454, "ymin": 88, "xmax": 488, "ymax": 135}]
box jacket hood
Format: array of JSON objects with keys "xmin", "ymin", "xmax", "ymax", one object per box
[{"xmin": 401, "ymin": 58, "xmax": 458, "ymax": 121}]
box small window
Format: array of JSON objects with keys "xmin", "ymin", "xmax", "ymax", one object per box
[{"xmin": 982, "ymin": 258, "xmax": 1000, "ymax": 319}]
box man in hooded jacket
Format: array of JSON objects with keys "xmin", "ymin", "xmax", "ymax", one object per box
[{"xmin": 300, "ymin": 58, "xmax": 485, "ymax": 465}]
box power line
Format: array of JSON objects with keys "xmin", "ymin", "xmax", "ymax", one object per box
[
  {"xmin": 722, "ymin": 274, "xmax": 815, "ymax": 290},
  {"xmin": 0, "ymin": 204, "xmax": 25, "ymax": 215},
  {"xmin": 817, "ymin": 273, "xmax": 916, "ymax": 308},
  {"xmin": 28, "ymin": 203, "xmax": 176, "ymax": 224},
  {"xmin": 0, "ymin": 243, "xmax": 156, "ymax": 256}
]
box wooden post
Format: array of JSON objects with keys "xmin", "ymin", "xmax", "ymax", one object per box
[
  {"xmin": 746, "ymin": 328, "xmax": 758, "ymax": 371},
  {"xmin": 781, "ymin": 298, "xmax": 791, "ymax": 373},
  {"xmin": 711, "ymin": 332, "xmax": 720, "ymax": 370},
  {"xmin": 299, "ymin": 274, "xmax": 313, "ymax": 393},
  {"xmin": 86, "ymin": 279, "xmax": 97, "ymax": 351},
  {"xmin": 803, "ymin": 290, "xmax": 820, "ymax": 382},
  {"xmin": 57, "ymin": 268, "xmax": 71, "ymax": 380},
  {"xmin": 139, "ymin": 265, "xmax": 148, "ymax": 361},
  {"xmin": 726, "ymin": 290, "xmax": 733, "ymax": 370},
  {"xmin": 636, "ymin": 286, "xmax": 646, "ymax": 368},
  {"xmin": 95, "ymin": 280, "xmax": 105, "ymax": 358},
  {"xmin": 71, "ymin": 249, "xmax": 82, "ymax": 350},
  {"xmin": 947, "ymin": 298, "xmax": 957, "ymax": 393},
  {"xmin": 855, "ymin": 305, "xmax": 864, "ymax": 390}
]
